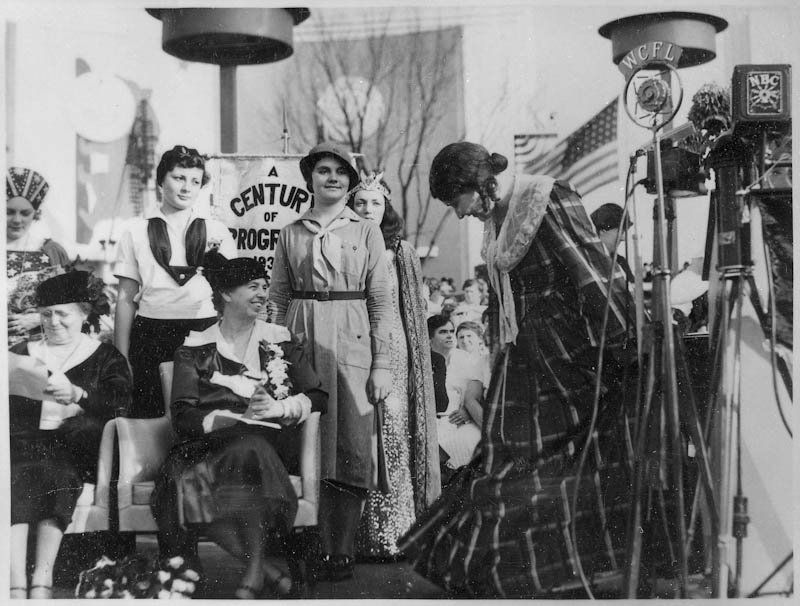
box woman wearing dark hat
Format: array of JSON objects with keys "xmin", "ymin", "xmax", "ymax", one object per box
[
  {"xmin": 398, "ymin": 142, "xmax": 638, "ymax": 597},
  {"xmin": 269, "ymin": 143, "xmax": 392, "ymax": 580},
  {"xmin": 9, "ymin": 271, "xmax": 131, "ymax": 599},
  {"xmin": 150, "ymin": 251, "xmax": 327, "ymax": 599},
  {"xmin": 113, "ymin": 145, "xmax": 236, "ymax": 418},
  {"xmin": 7, "ymin": 167, "xmax": 71, "ymax": 347}
]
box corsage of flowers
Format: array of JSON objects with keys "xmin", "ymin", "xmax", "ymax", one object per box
[
  {"xmin": 260, "ymin": 340, "xmax": 292, "ymax": 400},
  {"xmin": 76, "ymin": 554, "xmax": 200, "ymax": 599},
  {"xmin": 207, "ymin": 340, "xmax": 292, "ymax": 400}
]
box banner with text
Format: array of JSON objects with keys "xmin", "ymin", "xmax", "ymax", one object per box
[{"xmin": 208, "ymin": 155, "xmax": 312, "ymax": 279}]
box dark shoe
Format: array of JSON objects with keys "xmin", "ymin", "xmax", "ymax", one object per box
[
  {"xmin": 328, "ymin": 554, "xmax": 354, "ymax": 582},
  {"xmin": 310, "ymin": 553, "xmax": 333, "ymax": 583}
]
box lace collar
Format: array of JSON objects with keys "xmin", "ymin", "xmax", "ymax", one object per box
[{"xmin": 482, "ymin": 174, "xmax": 555, "ymax": 345}]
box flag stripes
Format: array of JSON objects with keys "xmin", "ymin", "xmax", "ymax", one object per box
[
  {"xmin": 514, "ymin": 97, "xmax": 620, "ymax": 196},
  {"xmin": 513, "ymin": 133, "xmax": 558, "ymax": 173}
]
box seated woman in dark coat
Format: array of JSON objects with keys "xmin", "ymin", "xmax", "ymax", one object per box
[
  {"xmin": 151, "ymin": 251, "xmax": 327, "ymax": 599},
  {"xmin": 9, "ymin": 270, "xmax": 131, "ymax": 600}
]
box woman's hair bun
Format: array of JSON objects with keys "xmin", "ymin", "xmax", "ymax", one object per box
[{"xmin": 488, "ymin": 153, "xmax": 509, "ymax": 174}]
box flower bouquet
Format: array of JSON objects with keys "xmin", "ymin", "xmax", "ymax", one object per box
[
  {"xmin": 259, "ymin": 340, "xmax": 292, "ymax": 400},
  {"xmin": 75, "ymin": 554, "xmax": 200, "ymax": 599}
]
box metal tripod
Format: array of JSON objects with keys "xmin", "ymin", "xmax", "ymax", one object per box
[{"xmin": 622, "ymin": 127, "xmax": 719, "ymax": 599}]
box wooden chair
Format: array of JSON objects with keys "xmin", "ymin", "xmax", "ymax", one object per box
[{"xmin": 112, "ymin": 361, "xmax": 321, "ymax": 589}]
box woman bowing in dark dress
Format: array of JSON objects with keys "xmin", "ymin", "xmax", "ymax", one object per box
[
  {"xmin": 10, "ymin": 270, "xmax": 131, "ymax": 599},
  {"xmin": 398, "ymin": 142, "xmax": 638, "ymax": 598},
  {"xmin": 151, "ymin": 251, "xmax": 326, "ymax": 599}
]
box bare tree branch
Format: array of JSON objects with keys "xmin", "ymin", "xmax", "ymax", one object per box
[{"xmin": 256, "ymin": 10, "xmax": 462, "ymax": 263}]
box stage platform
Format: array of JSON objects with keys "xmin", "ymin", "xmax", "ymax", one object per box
[{"xmin": 49, "ymin": 534, "xmax": 731, "ymax": 599}]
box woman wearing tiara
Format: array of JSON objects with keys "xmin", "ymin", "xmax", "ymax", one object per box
[{"xmin": 347, "ymin": 171, "xmax": 440, "ymax": 560}]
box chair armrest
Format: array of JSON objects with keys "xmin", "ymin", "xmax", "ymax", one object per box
[
  {"xmin": 92, "ymin": 419, "xmax": 119, "ymax": 509},
  {"xmin": 115, "ymin": 417, "xmax": 175, "ymax": 487},
  {"xmin": 299, "ymin": 411, "xmax": 321, "ymax": 509}
]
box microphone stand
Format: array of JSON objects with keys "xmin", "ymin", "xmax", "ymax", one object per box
[
  {"xmin": 622, "ymin": 73, "xmax": 719, "ymax": 599},
  {"xmin": 623, "ymin": 125, "xmax": 689, "ymax": 598}
]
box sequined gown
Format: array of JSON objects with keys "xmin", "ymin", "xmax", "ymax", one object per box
[{"xmin": 356, "ymin": 250, "xmax": 416, "ymax": 558}]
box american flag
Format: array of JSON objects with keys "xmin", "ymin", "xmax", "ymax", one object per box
[
  {"xmin": 515, "ymin": 97, "xmax": 619, "ymax": 196},
  {"xmin": 512, "ymin": 132, "xmax": 558, "ymax": 173}
]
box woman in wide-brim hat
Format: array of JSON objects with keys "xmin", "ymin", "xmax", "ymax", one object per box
[
  {"xmin": 10, "ymin": 270, "xmax": 131, "ymax": 599},
  {"xmin": 269, "ymin": 142, "xmax": 393, "ymax": 580}
]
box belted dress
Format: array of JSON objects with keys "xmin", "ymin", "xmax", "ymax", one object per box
[{"xmin": 269, "ymin": 206, "xmax": 392, "ymax": 490}]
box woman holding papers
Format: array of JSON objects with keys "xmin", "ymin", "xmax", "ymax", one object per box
[
  {"xmin": 9, "ymin": 270, "xmax": 131, "ymax": 599},
  {"xmin": 151, "ymin": 251, "xmax": 326, "ymax": 599}
]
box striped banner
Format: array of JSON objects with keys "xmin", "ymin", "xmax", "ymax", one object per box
[{"xmin": 515, "ymin": 97, "xmax": 620, "ymax": 196}]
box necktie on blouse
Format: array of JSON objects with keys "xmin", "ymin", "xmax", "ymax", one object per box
[
  {"xmin": 147, "ymin": 217, "xmax": 207, "ymax": 286},
  {"xmin": 301, "ymin": 216, "xmax": 351, "ymax": 285}
]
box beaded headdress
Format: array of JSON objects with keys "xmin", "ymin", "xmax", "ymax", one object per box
[
  {"xmin": 7, "ymin": 167, "xmax": 49, "ymax": 209},
  {"xmin": 349, "ymin": 170, "xmax": 390, "ymax": 201}
]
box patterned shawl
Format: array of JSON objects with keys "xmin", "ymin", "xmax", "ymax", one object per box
[{"xmin": 395, "ymin": 240, "xmax": 442, "ymax": 513}]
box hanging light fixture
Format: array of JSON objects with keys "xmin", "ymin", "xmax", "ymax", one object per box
[{"xmin": 146, "ymin": 8, "xmax": 310, "ymax": 65}]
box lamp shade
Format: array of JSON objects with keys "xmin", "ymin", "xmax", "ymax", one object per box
[
  {"xmin": 599, "ymin": 12, "xmax": 727, "ymax": 69},
  {"xmin": 146, "ymin": 8, "xmax": 310, "ymax": 66}
]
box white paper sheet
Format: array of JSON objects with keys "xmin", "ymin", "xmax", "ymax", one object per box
[{"xmin": 8, "ymin": 352, "xmax": 50, "ymax": 401}]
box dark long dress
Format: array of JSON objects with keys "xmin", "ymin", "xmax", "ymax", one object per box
[
  {"xmin": 398, "ymin": 179, "xmax": 638, "ymax": 597},
  {"xmin": 10, "ymin": 339, "xmax": 131, "ymax": 529},
  {"xmin": 151, "ymin": 322, "xmax": 326, "ymax": 546}
]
